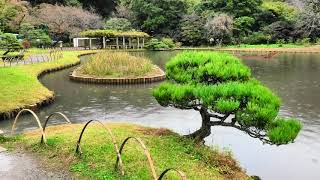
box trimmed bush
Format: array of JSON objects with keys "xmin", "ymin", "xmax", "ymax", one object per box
[
  {"xmin": 144, "ymin": 38, "xmax": 170, "ymax": 50},
  {"xmin": 162, "ymin": 38, "xmax": 176, "ymax": 48},
  {"xmin": 153, "ymin": 51, "xmax": 301, "ymax": 145},
  {"xmin": 243, "ymin": 32, "xmax": 270, "ymax": 45}
]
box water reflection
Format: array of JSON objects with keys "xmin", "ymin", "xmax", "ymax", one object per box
[{"xmin": 0, "ymin": 51, "xmax": 319, "ymax": 179}]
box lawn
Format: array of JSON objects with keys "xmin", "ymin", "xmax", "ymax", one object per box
[
  {"xmin": 1, "ymin": 123, "xmax": 248, "ymax": 179},
  {"xmin": 0, "ymin": 50, "xmax": 100, "ymax": 114}
]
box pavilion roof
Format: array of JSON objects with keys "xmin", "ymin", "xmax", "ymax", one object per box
[{"xmin": 79, "ymin": 30, "xmax": 150, "ymax": 38}]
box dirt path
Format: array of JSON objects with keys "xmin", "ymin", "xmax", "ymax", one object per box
[{"xmin": 0, "ymin": 150, "xmax": 70, "ymax": 180}]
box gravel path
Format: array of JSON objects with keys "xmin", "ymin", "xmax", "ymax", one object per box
[
  {"xmin": 0, "ymin": 150, "xmax": 70, "ymax": 180},
  {"xmin": 1, "ymin": 54, "xmax": 51, "ymax": 67}
]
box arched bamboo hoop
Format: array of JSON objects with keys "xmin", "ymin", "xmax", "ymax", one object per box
[
  {"xmin": 116, "ymin": 136, "xmax": 158, "ymax": 180},
  {"xmin": 158, "ymin": 168, "xmax": 187, "ymax": 180},
  {"xmin": 75, "ymin": 120, "xmax": 125, "ymax": 176},
  {"xmin": 41, "ymin": 112, "xmax": 72, "ymax": 143},
  {"xmin": 11, "ymin": 109, "xmax": 46, "ymax": 143}
]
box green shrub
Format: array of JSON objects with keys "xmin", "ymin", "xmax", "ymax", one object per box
[
  {"xmin": 0, "ymin": 32, "xmax": 22, "ymax": 54},
  {"xmin": 104, "ymin": 18, "xmax": 132, "ymax": 31},
  {"xmin": 276, "ymin": 39, "xmax": 286, "ymax": 47},
  {"xmin": 19, "ymin": 23, "xmax": 51, "ymax": 47},
  {"xmin": 296, "ymin": 38, "xmax": 310, "ymax": 45},
  {"xmin": 175, "ymin": 42, "xmax": 182, "ymax": 48},
  {"xmin": 144, "ymin": 38, "xmax": 170, "ymax": 50},
  {"xmin": 162, "ymin": 38, "xmax": 176, "ymax": 48},
  {"xmin": 243, "ymin": 32, "xmax": 269, "ymax": 44}
]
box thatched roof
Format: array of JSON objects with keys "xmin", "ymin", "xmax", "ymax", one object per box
[{"xmin": 79, "ymin": 30, "xmax": 150, "ymax": 38}]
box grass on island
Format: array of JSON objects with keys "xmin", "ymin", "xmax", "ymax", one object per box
[
  {"xmin": 0, "ymin": 50, "xmax": 101, "ymax": 114},
  {"xmin": 79, "ymin": 52, "xmax": 156, "ymax": 78},
  {"xmin": 1, "ymin": 123, "xmax": 247, "ymax": 179}
]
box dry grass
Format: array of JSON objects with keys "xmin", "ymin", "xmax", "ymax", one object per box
[{"xmin": 80, "ymin": 52, "xmax": 154, "ymax": 77}]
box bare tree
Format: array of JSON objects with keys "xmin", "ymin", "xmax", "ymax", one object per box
[
  {"xmin": 295, "ymin": 0, "xmax": 320, "ymax": 40},
  {"xmin": 205, "ymin": 13, "xmax": 233, "ymax": 45},
  {"xmin": 0, "ymin": 0, "xmax": 29, "ymax": 31},
  {"xmin": 115, "ymin": 3, "xmax": 133, "ymax": 20},
  {"xmin": 289, "ymin": 0, "xmax": 306, "ymax": 10},
  {"xmin": 28, "ymin": 3, "xmax": 103, "ymax": 38}
]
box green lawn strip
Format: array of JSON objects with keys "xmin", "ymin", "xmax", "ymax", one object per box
[
  {"xmin": 0, "ymin": 50, "xmax": 100, "ymax": 113},
  {"xmin": 179, "ymin": 44, "xmax": 316, "ymax": 49},
  {"xmin": 224, "ymin": 44, "xmax": 309, "ymax": 48},
  {"xmin": 1, "ymin": 124, "xmax": 247, "ymax": 179}
]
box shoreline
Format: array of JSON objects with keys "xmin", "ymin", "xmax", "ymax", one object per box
[
  {"xmin": 70, "ymin": 65, "xmax": 166, "ymax": 84},
  {"xmin": 0, "ymin": 61, "xmax": 81, "ymax": 120},
  {"xmin": 178, "ymin": 45, "xmax": 320, "ymax": 53}
]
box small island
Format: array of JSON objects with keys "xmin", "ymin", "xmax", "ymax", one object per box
[{"xmin": 70, "ymin": 52, "xmax": 165, "ymax": 84}]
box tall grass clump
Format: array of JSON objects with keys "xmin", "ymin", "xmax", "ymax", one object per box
[{"xmin": 81, "ymin": 52, "xmax": 153, "ymax": 77}]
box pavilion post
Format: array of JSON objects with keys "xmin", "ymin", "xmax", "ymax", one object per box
[
  {"xmin": 116, "ymin": 37, "xmax": 119, "ymax": 49},
  {"xmin": 122, "ymin": 36, "xmax": 126, "ymax": 49},
  {"xmin": 102, "ymin": 36, "xmax": 106, "ymax": 49},
  {"xmin": 137, "ymin": 37, "xmax": 140, "ymax": 49},
  {"xmin": 129, "ymin": 38, "xmax": 132, "ymax": 49},
  {"xmin": 142, "ymin": 38, "xmax": 145, "ymax": 48},
  {"xmin": 89, "ymin": 38, "xmax": 92, "ymax": 50}
]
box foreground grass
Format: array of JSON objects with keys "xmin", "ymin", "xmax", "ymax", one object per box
[
  {"xmin": 1, "ymin": 123, "xmax": 248, "ymax": 179},
  {"xmin": 0, "ymin": 50, "xmax": 100, "ymax": 113},
  {"xmin": 80, "ymin": 52, "xmax": 155, "ymax": 78}
]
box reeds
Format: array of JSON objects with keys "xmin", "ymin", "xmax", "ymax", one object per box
[{"xmin": 81, "ymin": 52, "xmax": 153, "ymax": 77}]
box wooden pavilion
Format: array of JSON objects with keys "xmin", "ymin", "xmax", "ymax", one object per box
[{"xmin": 73, "ymin": 30, "xmax": 150, "ymax": 49}]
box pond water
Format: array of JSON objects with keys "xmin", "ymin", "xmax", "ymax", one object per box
[{"xmin": 0, "ymin": 51, "xmax": 320, "ymax": 180}]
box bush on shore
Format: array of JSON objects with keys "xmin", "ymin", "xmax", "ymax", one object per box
[{"xmin": 145, "ymin": 38, "xmax": 176, "ymax": 50}]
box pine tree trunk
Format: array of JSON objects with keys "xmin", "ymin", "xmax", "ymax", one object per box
[{"xmin": 185, "ymin": 108, "xmax": 211, "ymax": 143}]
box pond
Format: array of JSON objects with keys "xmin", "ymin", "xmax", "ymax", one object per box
[{"xmin": 0, "ymin": 51, "xmax": 320, "ymax": 179}]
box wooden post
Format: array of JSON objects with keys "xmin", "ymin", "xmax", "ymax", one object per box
[
  {"xmin": 116, "ymin": 37, "xmax": 119, "ymax": 49},
  {"xmin": 89, "ymin": 38, "xmax": 92, "ymax": 50},
  {"xmin": 137, "ymin": 37, "xmax": 140, "ymax": 49},
  {"xmin": 142, "ymin": 38, "xmax": 145, "ymax": 48},
  {"xmin": 129, "ymin": 38, "xmax": 132, "ymax": 49},
  {"xmin": 103, "ymin": 36, "xmax": 106, "ymax": 49},
  {"xmin": 123, "ymin": 36, "xmax": 125, "ymax": 49}
]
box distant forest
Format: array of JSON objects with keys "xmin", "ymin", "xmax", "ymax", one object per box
[{"xmin": 1, "ymin": 0, "xmax": 320, "ymax": 46}]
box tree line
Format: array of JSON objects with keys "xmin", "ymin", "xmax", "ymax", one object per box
[{"xmin": 1, "ymin": 0, "xmax": 320, "ymax": 47}]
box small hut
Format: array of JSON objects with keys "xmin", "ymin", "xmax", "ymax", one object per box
[{"xmin": 73, "ymin": 30, "xmax": 150, "ymax": 49}]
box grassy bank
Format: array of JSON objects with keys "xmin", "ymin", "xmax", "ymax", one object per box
[
  {"xmin": 1, "ymin": 123, "xmax": 248, "ymax": 179},
  {"xmin": 179, "ymin": 44, "xmax": 320, "ymax": 53},
  {"xmin": 0, "ymin": 50, "xmax": 100, "ymax": 115},
  {"xmin": 224, "ymin": 44, "xmax": 309, "ymax": 48}
]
